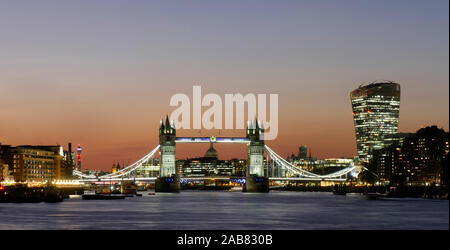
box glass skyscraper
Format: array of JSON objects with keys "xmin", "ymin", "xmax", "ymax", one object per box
[{"xmin": 350, "ymin": 81, "xmax": 401, "ymax": 162}]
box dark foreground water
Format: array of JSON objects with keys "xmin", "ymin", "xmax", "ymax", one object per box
[{"xmin": 0, "ymin": 191, "xmax": 448, "ymax": 230}]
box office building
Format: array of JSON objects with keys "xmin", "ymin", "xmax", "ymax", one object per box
[
  {"xmin": 350, "ymin": 81, "xmax": 401, "ymax": 162},
  {"xmin": 180, "ymin": 143, "xmax": 236, "ymax": 177},
  {"xmin": 1, "ymin": 145, "xmax": 64, "ymax": 182},
  {"xmin": 298, "ymin": 146, "xmax": 308, "ymax": 159}
]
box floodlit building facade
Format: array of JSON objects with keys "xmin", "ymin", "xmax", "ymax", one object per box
[{"xmin": 1, "ymin": 145, "xmax": 64, "ymax": 182}]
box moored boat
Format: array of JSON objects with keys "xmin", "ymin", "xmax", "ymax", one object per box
[
  {"xmin": 364, "ymin": 193, "xmax": 388, "ymax": 200},
  {"xmin": 82, "ymin": 194, "xmax": 126, "ymax": 200},
  {"xmin": 81, "ymin": 190, "xmax": 126, "ymax": 200}
]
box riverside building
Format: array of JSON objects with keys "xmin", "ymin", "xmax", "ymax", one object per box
[{"xmin": 0, "ymin": 145, "xmax": 64, "ymax": 182}]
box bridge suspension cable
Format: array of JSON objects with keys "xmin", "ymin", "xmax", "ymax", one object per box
[
  {"xmin": 74, "ymin": 144, "xmax": 354, "ymax": 181},
  {"xmin": 73, "ymin": 169, "xmax": 97, "ymax": 179},
  {"xmin": 265, "ymin": 145, "xmax": 320, "ymax": 177},
  {"xmin": 73, "ymin": 144, "xmax": 160, "ymax": 179},
  {"xmin": 264, "ymin": 145, "xmax": 355, "ymax": 179}
]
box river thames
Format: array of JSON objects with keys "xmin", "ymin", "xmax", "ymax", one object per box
[{"xmin": 0, "ymin": 191, "xmax": 448, "ymax": 230}]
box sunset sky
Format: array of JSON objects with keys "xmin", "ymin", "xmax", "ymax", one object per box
[{"xmin": 0, "ymin": 0, "xmax": 448, "ymax": 171}]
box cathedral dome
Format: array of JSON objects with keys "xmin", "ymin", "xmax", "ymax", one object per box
[{"xmin": 204, "ymin": 143, "xmax": 218, "ymax": 159}]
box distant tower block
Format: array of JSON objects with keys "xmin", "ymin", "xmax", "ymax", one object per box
[
  {"xmin": 76, "ymin": 144, "xmax": 82, "ymax": 171},
  {"xmin": 155, "ymin": 115, "xmax": 180, "ymax": 192},
  {"xmin": 298, "ymin": 145, "xmax": 308, "ymax": 159},
  {"xmin": 244, "ymin": 119, "xmax": 269, "ymax": 193}
]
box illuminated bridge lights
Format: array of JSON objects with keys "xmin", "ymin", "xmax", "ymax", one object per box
[
  {"xmin": 74, "ymin": 143, "xmax": 355, "ymax": 182},
  {"xmin": 180, "ymin": 179, "xmax": 190, "ymax": 184},
  {"xmin": 230, "ymin": 178, "xmax": 246, "ymax": 184},
  {"xmin": 175, "ymin": 137, "xmax": 250, "ymax": 143}
]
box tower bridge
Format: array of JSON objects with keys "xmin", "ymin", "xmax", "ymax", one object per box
[
  {"xmin": 73, "ymin": 116, "xmax": 356, "ymax": 193},
  {"xmin": 175, "ymin": 137, "xmax": 249, "ymax": 143}
]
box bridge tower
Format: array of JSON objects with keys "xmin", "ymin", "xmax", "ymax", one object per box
[
  {"xmin": 155, "ymin": 115, "xmax": 180, "ymax": 192},
  {"xmin": 244, "ymin": 119, "xmax": 269, "ymax": 192}
]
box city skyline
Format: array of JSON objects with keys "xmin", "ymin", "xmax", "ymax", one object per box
[
  {"xmin": 0, "ymin": 1, "xmax": 448, "ymax": 234},
  {"xmin": 0, "ymin": 0, "xmax": 448, "ymax": 171}
]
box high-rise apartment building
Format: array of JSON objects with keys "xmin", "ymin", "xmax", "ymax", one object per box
[{"xmin": 372, "ymin": 126, "xmax": 449, "ymax": 185}]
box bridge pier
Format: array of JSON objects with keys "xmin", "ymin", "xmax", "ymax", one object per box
[
  {"xmin": 155, "ymin": 176, "xmax": 180, "ymax": 193},
  {"xmin": 244, "ymin": 175, "xmax": 269, "ymax": 193}
]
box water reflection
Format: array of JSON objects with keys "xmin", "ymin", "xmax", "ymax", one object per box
[{"xmin": 0, "ymin": 191, "xmax": 448, "ymax": 230}]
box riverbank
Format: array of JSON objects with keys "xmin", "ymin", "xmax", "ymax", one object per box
[
  {"xmin": 0, "ymin": 184, "xmax": 84, "ymax": 203},
  {"xmin": 273, "ymin": 185, "xmax": 449, "ymax": 199}
]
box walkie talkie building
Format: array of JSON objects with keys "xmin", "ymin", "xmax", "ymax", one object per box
[{"xmin": 350, "ymin": 82, "xmax": 401, "ymax": 162}]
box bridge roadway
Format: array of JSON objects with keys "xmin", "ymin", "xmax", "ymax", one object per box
[
  {"xmin": 175, "ymin": 137, "xmax": 249, "ymax": 143},
  {"xmin": 79, "ymin": 176, "xmax": 347, "ymax": 183}
]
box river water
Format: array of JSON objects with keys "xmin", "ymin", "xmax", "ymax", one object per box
[{"xmin": 0, "ymin": 191, "xmax": 448, "ymax": 230}]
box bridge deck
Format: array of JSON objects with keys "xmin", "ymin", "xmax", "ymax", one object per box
[
  {"xmin": 175, "ymin": 137, "xmax": 250, "ymax": 143},
  {"xmin": 79, "ymin": 176, "xmax": 347, "ymax": 182}
]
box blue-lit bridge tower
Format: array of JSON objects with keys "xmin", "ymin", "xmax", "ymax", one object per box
[
  {"xmin": 155, "ymin": 115, "xmax": 180, "ymax": 192},
  {"xmin": 245, "ymin": 120, "xmax": 269, "ymax": 192}
]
